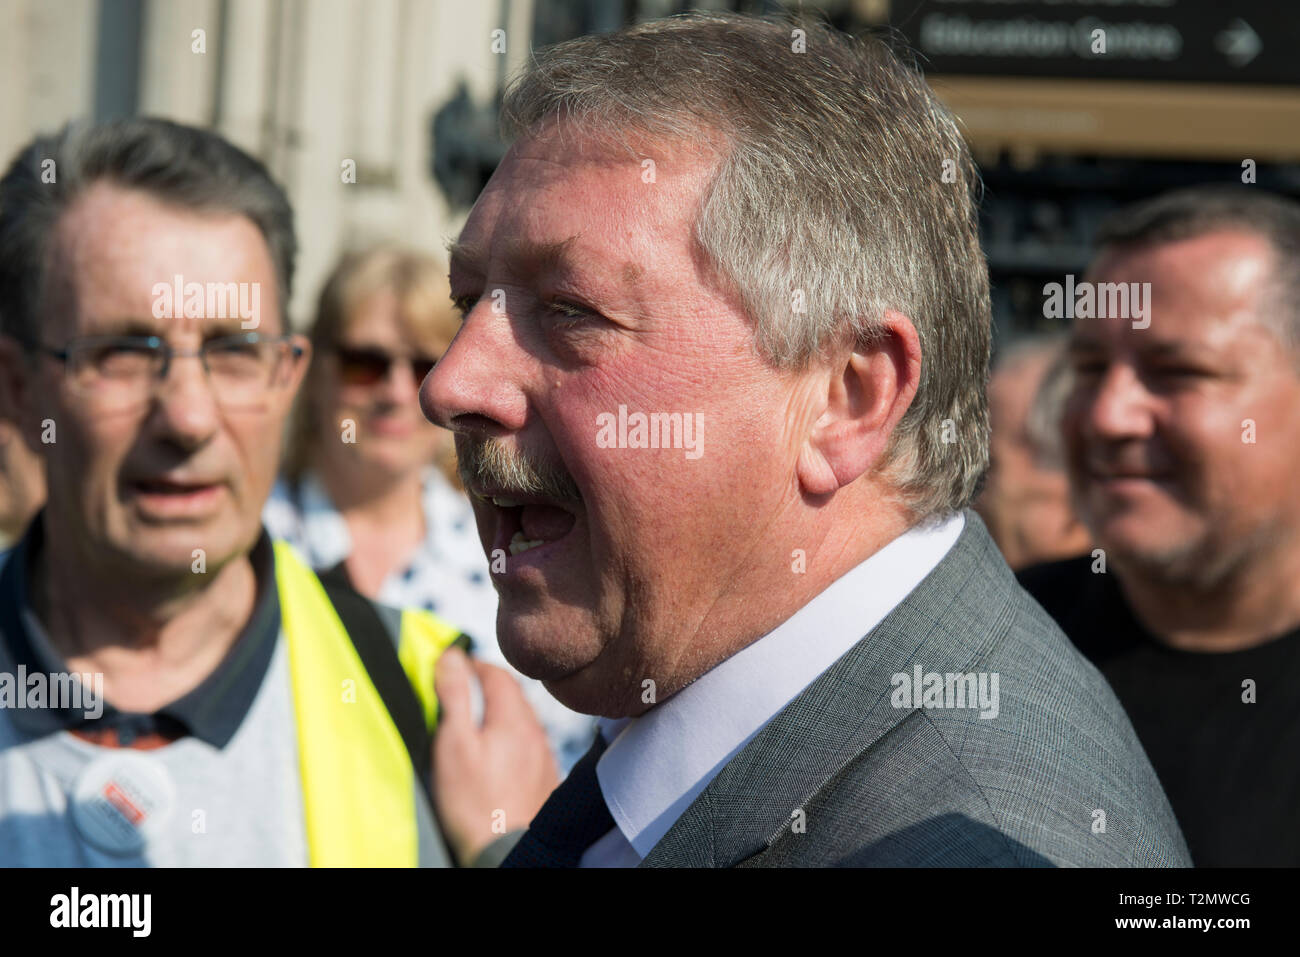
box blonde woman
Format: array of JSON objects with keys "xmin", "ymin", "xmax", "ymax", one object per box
[{"xmin": 265, "ymin": 244, "xmax": 596, "ymax": 772}]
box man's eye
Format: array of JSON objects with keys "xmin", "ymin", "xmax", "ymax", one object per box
[
  {"xmin": 544, "ymin": 300, "xmax": 593, "ymax": 324},
  {"xmin": 84, "ymin": 342, "xmax": 156, "ymax": 378},
  {"xmin": 207, "ymin": 339, "xmax": 260, "ymax": 357},
  {"xmin": 91, "ymin": 343, "xmax": 154, "ymax": 363}
]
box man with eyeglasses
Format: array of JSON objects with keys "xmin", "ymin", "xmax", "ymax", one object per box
[{"xmin": 0, "ymin": 117, "xmax": 556, "ymax": 866}]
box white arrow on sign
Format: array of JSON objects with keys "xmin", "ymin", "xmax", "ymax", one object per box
[{"xmin": 1215, "ymin": 18, "xmax": 1261, "ymax": 68}]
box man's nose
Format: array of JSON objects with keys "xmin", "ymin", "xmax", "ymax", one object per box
[
  {"xmin": 1085, "ymin": 363, "xmax": 1156, "ymax": 441},
  {"xmin": 149, "ymin": 354, "xmax": 221, "ymax": 447},
  {"xmin": 419, "ymin": 303, "xmax": 528, "ymax": 435}
]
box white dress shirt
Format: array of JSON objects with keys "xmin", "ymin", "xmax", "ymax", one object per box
[{"xmin": 580, "ymin": 511, "xmax": 966, "ymax": 867}]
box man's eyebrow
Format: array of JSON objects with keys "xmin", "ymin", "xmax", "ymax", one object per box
[
  {"xmin": 85, "ymin": 318, "xmax": 163, "ymax": 338},
  {"xmin": 1067, "ymin": 337, "xmax": 1195, "ymax": 358},
  {"xmin": 445, "ymin": 236, "xmax": 581, "ymax": 278},
  {"xmin": 85, "ymin": 318, "xmax": 252, "ymax": 338},
  {"xmin": 1138, "ymin": 340, "xmax": 1210, "ymax": 360},
  {"xmin": 445, "ymin": 239, "xmax": 484, "ymax": 274},
  {"xmin": 203, "ymin": 320, "xmax": 255, "ymax": 338}
]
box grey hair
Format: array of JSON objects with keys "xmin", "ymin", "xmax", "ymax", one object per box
[
  {"xmin": 1022, "ymin": 340, "xmax": 1072, "ymax": 471},
  {"xmin": 1094, "ymin": 185, "xmax": 1300, "ymax": 352},
  {"xmin": 0, "ymin": 116, "xmax": 296, "ymax": 345},
  {"xmin": 991, "ymin": 334, "xmax": 1070, "ymax": 472},
  {"xmin": 500, "ymin": 12, "xmax": 990, "ymax": 520}
]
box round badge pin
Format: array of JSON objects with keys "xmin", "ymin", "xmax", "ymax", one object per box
[{"xmin": 71, "ymin": 752, "xmax": 176, "ymax": 857}]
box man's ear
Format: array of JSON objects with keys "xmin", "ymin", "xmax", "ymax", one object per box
[
  {"xmin": 0, "ymin": 336, "xmax": 32, "ymax": 432},
  {"xmin": 796, "ymin": 310, "xmax": 922, "ymax": 498},
  {"xmin": 281, "ymin": 334, "xmax": 313, "ymax": 399}
]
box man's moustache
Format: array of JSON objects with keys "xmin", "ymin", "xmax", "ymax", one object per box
[{"xmin": 456, "ymin": 437, "xmax": 582, "ymax": 503}]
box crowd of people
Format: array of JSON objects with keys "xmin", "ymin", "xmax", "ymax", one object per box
[{"xmin": 0, "ymin": 11, "xmax": 1296, "ymax": 868}]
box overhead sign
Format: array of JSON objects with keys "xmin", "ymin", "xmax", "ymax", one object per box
[{"xmin": 892, "ymin": 1, "xmax": 1299, "ymax": 85}]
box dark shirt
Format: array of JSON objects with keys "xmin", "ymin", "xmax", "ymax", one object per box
[
  {"xmin": 1019, "ymin": 555, "xmax": 1300, "ymax": 866},
  {"xmin": 0, "ymin": 511, "xmax": 281, "ymax": 749}
]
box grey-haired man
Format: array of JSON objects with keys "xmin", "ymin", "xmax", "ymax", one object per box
[{"xmin": 426, "ymin": 13, "xmax": 1191, "ymax": 868}]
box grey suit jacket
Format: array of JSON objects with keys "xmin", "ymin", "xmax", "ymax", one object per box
[{"xmin": 639, "ymin": 511, "xmax": 1192, "ymax": 867}]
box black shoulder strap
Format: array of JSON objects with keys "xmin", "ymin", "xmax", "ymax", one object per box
[
  {"xmin": 315, "ymin": 564, "xmax": 434, "ymax": 795},
  {"xmin": 0, "ymin": 551, "xmax": 27, "ymax": 660}
]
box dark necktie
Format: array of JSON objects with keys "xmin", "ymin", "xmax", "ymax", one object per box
[{"xmin": 501, "ymin": 734, "xmax": 615, "ymax": 867}]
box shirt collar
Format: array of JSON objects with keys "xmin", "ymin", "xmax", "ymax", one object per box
[
  {"xmin": 0, "ymin": 510, "xmax": 281, "ymax": 748},
  {"xmin": 595, "ymin": 511, "xmax": 966, "ymax": 858}
]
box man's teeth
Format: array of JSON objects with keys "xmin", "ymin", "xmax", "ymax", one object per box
[{"xmin": 509, "ymin": 531, "xmax": 545, "ymax": 555}]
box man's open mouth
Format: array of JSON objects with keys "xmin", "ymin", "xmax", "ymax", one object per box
[{"xmin": 474, "ymin": 491, "xmax": 580, "ymax": 559}]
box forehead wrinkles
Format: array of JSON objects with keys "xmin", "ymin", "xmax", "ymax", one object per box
[
  {"xmin": 53, "ymin": 190, "xmax": 166, "ymax": 295},
  {"xmin": 449, "ymin": 235, "xmax": 581, "ymax": 280},
  {"xmin": 54, "ymin": 192, "xmax": 266, "ymax": 308},
  {"xmin": 458, "ymin": 191, "xmax": 658, "ymax": 294},
  {"xmin": 481, "ymin": 126, "xmax": 713, "ymax": 246},
  {"xmin": 42, "ymin": 207, "xmax": 154, "ymax": 340}
]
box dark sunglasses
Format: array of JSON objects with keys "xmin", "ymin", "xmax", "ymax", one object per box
[{"xmin": 334, "ymin": 346, "xmax": 438, "ymax": 386}]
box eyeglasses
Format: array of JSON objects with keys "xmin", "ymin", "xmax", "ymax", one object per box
[
  {"xmin": 334, "ymin": 345, "xmax": 438, "ymax": 387},
  {"xmin": 39, "ymin": 332, "xmax": 306, "ymax": 412}
]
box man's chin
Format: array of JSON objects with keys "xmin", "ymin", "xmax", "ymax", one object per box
[
  {"xmin": 109, "ymin": 522, "xmax": 248, "ymax": 578},
  {"xmin": 1085, "ymin": 493, "xmax": 1187, "ymax": 546},
  {"xmin": 539, "ymin": 668, "xmax": 645, "ymax": 718},
  {"xmin": 497, "ymin": 628, "xmax": 653, "ymax": 718},
  {"xmin": 496, "ymin": 620, "xmax": 590, "ymax": 682},
  {"xmin": 495, "ymin": 613, "xmax": 614, "ymax": 695},
  {"xmin": 1093, "ymin": 520, "xmax": 1210, "ymax": 582},
  {"xmin": 538, "ymin": 673, "xmax": 603, "ymax": 716}
]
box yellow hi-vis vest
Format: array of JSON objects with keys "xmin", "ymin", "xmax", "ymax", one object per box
[{"xmin": 272, "ymin": 541, "xmax": 464, "ymax": 866}]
